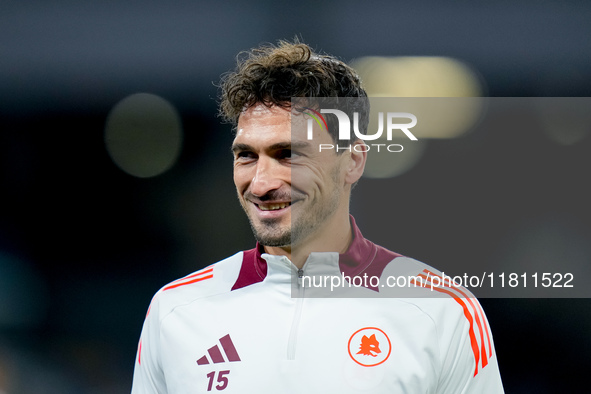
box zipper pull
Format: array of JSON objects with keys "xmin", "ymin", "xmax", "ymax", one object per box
[{"xmin": 297, "ymin": 268, "xmax": 305, "ymax": 288}]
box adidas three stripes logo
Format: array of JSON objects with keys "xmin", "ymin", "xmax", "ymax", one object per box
[{"xmin": 196, "ymin": 334, "xmax": 241, "ymax": 365}]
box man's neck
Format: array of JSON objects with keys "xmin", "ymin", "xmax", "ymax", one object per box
[{"xmin": 263, "ymin": 212, "xmax": 353, "ymax": 269}]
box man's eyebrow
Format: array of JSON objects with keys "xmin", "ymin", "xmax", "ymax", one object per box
[
  {"xmin": 232, "ymin": 141, "xmax": 312, "ymax": 153},
  {"xmin": 231, "ymin": 143, "xmax": 253, "ymax": 153},
  {"xmin": 269, "ymin": 141, "xmax": 311, "ymax": 150}
]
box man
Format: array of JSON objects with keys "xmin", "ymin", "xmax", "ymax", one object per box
[{"xmin": 131, "ymin": 40, "xmax": 504, "ymax": 393}]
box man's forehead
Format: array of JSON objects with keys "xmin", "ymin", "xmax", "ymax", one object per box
[{"xmin": 235, "ymin": 104, "xmax": 311, "ymax": 141}]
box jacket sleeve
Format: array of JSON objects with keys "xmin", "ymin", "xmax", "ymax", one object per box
[
  {"xmin": 131, "ymin": 293, "xmax": 167, "ymax": 394},
  {"xmin": 436, "ymin": 296, "xmax": 504, "ymax": 394}
]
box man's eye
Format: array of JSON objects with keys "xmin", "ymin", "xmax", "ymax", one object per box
[
  {"xmin": 278, "ymin": 149, "xmax": 293, "ymax": 160},
  {"xmin": 236, "ymin": 152, "xmax": 256, "ymax": 160}
]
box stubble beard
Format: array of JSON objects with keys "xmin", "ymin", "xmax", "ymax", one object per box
[
  {"xmin": 242, "ymin": 167, "xmax": 342, "ymax": 248},
  {"xmin": 245, "ymin": 192, "xmax": 340, "ymax": 248},
  {"xmin": 249, "ymin": 217, "xmax": 292, "ymax": 247}
]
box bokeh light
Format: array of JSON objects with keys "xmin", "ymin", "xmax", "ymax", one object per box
[
  {"xmin": 351, "ymin": 57, "xmax": 485, "ymax": 179},
  {"xmin": 105, "ymin": 93, "xmax": 183, "ymax": 178},
  {"xmin": 352, "ymin": 56, "xmax": 484, "ymax": 98}
]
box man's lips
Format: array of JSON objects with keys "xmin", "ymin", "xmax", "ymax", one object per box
[{"xmin": 243, "ymin": 190, "xmax": 304, "ymax": 214}]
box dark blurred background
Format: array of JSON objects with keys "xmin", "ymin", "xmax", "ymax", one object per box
[{"xmin": 1, "ymin": 0, "xmax": 590, "ymax": 392}]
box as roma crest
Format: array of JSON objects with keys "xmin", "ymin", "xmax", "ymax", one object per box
[{"xmin": 348, "ymin": 327, "xmax": 392, "ymax": 367}]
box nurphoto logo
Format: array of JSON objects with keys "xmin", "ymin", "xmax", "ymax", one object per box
[{"xmin": 303, "ymin": 107, "xmax": 418, "ymax": 153}]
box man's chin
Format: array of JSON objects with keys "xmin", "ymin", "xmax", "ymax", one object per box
[
  {"xmin": 254, "ymin": 232, "xmax": 292, "ymax": 248},
  {"xmin": 249, "ymin": 221, "xmax": 291, "ymax": 247}
]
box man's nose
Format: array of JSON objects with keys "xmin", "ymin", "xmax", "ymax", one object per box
[{"xmin": 249, "ymin": 157, "xmax": 284, "ymax": 197}]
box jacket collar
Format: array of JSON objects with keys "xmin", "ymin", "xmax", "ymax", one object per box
[{"xmin": 231, "ymin": 215, "xmax": 401, "ymax": 291}]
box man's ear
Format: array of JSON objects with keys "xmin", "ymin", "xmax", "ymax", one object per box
[{"xmin": 344, "ymin": 140, "xmax": 367, "ymax": 185}]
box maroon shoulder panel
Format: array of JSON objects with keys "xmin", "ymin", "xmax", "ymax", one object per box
[
  {"xmin": 339, "ymin": 216, "xmax": 402, "ymax": 292},
  {"xmin": 231, "ymin": 244, "xmax": 268, "ymax": 291}
]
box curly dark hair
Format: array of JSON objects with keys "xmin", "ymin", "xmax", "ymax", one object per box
[{"xmin": 218, "ymin": 40, "xmax": 369, "ymax": 145}]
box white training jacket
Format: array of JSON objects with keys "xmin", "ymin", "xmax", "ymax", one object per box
[{"xmin": 132, "ymin": 217, "xmax": 504, "ymax": 393}]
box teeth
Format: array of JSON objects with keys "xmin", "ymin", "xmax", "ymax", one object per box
[{"xmin": 259, "ymin": 202, "xmax": 291, "ymax": 211}]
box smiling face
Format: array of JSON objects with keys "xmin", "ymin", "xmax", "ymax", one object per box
[{"xmin": 232, "ymin": 103, "xmax": 350, "ymax": 250}]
